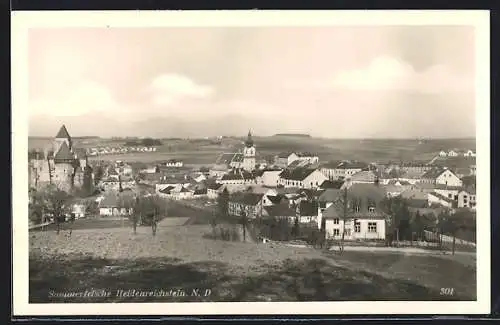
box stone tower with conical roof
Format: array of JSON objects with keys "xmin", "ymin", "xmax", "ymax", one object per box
[{"xmin": 242, "ymin": 130, "xmax": 256, "ymax": 172}]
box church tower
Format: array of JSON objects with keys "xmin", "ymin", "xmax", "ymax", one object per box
[{"xmin": 242, "ymin": 130, "xmax": 256, "ymax": 172}]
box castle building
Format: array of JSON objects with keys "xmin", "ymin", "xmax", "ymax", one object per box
[
  {"xmin": 29, "ymin": 125, "xmax": 92, "ymax": 193},
  {"xmin": 242, "ymin": 130, "xmax": 256, "ymax": 172}
]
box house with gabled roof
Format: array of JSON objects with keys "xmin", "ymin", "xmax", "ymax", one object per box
[
  {"xmin": 278, "ymin": 167, "xmax": 327, "ymax": 189},
  {"xmin": 228, "ymin": 192, "xmax": 264, "ymax": 219},
  {"xmin": 318, "ymin": 186, "xmax": 387, "ymax": 240},
  {"xmin": 420, "ymin": 167, "xmax": 463, "ymax": 187},
  {"xmin": 98, "ymin": 192, "xmax": 135, "ymax": 216}
]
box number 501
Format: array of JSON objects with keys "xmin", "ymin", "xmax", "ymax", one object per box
[{"xmin": 440, "ymin": 288, "xmax": 455, "ymax": 296}]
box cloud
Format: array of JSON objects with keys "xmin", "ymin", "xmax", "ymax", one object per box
[
  {"xmin": 30, "ymin": 81, "xmax": 119, "ymax": 117},
  {"xmin": 287, "ymin": 56, "xmax": 472, "ymax": 94},
  {"xmin": 148, "ymin": 73, "xmax": 214, "ymax": 107}
]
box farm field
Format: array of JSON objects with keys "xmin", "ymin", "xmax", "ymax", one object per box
[
  {"xmin": 29, "ymin": 136, "xmax": 476, "ymax": 165},
  {"xmin": 29, "ymin": 219, "xmax": 476, "ymax": 303}
]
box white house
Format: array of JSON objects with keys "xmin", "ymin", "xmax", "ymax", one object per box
[
  {"xmin": 278, "ymin": 167, "xmax": 328, "ymax": 189},
  {"xmin": 463, "ymin": 150, "xmax": 476, "ymax": 157},
  {"xmin": 158, "ymin": 185, "xmax": 194, "ymax": 200},
  {"xmin": 439, "ymin": 150, "xmax": 448, "ymax": 157},
  {"xmin": 275, "ymin": 152, "xmax": 299, "ymax": 168},
  {"xmin": 207, "ymin": 183, "xmax": 225, "ymax": 200},
  {"xmin": 420, "ymin": 168, "xmax": 462, "ymax": 187},
  {"xmin": 320, "ymin": 198, "xmax": 386, "ymax": 241},
  {"xmin": 71, "ymin": 202, "xmax": 86, "ymax": 219},
  {"xmin": 162, "ymin": 159, "xmax": 184, "ymax": 168},
  {"xmin": 98, "ymin": 193, "xmax": 134, "ymax": 217},
  {"xmin": 261, "ymin": 169, "xmax": 282, "ymax": 187},
  {"xmin": 457, "ymin": 187, "xmax": 476, "ymax": 210},
  {"xmin": 447, "ymin": 150, "xmax": 459, "ymax": 157}
]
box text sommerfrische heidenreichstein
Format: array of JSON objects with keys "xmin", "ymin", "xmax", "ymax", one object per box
[{"xmin": 48, "ymin": 288, "xmax": 212, "ymax": 298}]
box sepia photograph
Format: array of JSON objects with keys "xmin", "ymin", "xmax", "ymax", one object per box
[{"xmin": 12, "ymin": 10, "xmax": 490, "ymax": 316}]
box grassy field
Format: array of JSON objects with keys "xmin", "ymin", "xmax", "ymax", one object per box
[
  {"xmin": 29, "ymin": 136, "xmax": 476, "ymax": 165},
  {"xmin": 29, "ymin": 219, "xmax": 476, "ymax": 303}
]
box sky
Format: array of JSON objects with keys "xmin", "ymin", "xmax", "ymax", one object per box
[{"xmin": 28, "ymin": 26, "xmax": 476, "ymax": 138}]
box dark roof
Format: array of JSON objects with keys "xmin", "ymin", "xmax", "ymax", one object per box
[
  {"xmin": 296, "ymin": 152, "xmax": 316, "ymax": 157},
  {"xmin": 159, "ymin": 186, "xmax": 175, "ymax": 194},
  {"xmin": 319, "ymin": 189, "xmax": 341, "ymax": 202},
  {"xmin": 461, "ymin": 186, "xmax": 476, "ymax": 195},
  {"xmin": 99, "ymin": 193, "xmax": 135, "ymax": 208},
  {"xmin": 230, "ymin": 192, "xmax": 263, "ymax": 206},
  {"xmin": 277, "ymin": 152, "xmax": 294, "ymax": 158},
  {"xmin": 53, "ymin": 142, "xmax": 75, "ymax": 163},
  {"xmin": 207, "ymin": 183, "xmax": 224, "ymax": 190},
  {"xmin": 179, "ymin": 187, "xmax": 191, "ymax": 193},
  {"xmin": 319, "ymin": 180, "xmax": 343, "ymax": 189},
  {"xmin": 422, "ymin": 167, "xmax": 456, "ymax": 179},
  {"xmin": 407, "ymin": 199, "xmax": 429, "ymax": 208},
  {"xmin": 322, "ymin": 197, "xmax": 386, "ymax": 220},
  {"xmin": 347, "ymin": 183, "xmax": 387, "ymax": 203},
  {"xmin": 299, "ymin": 201, "xmax": 318, "ymax": 216},
  {"xmin": 55, "ymin": 125, "xmax": 71, "ymax": 139},
  {"xmin": 279, "ymin": 167, "xmax": 317, "ymax": 181},
  {"xmin": 266, "ymin": 194, "xmax": 285, "ymax": 204},
  {"xmin": 194, "ymin": 188, "xmax": 207, "ymax": 195},
  {"xmin": 297, "ymin": 188, "xmax": 325, "ymax": 200},
  {"xmin": 264, "ymin": 204, "xmax": 296, "ymax": 217},
  {"xmin": 321, "ymin": 160, "xmax": 343, "ymax": 169},
  {"xmin": 221, "ymin": 173, "xmax": 243, "ymax": 181}
]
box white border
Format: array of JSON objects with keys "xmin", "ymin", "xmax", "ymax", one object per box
[{"xmin": 12, "ymin": 10, "xmax": 491, "ymax": 316}]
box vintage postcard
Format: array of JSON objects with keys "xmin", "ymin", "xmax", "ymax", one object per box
[{"xmin": 12, "ymin": 10, "xmax": 490, "ymax": 316}]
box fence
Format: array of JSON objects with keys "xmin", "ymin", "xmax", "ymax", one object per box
[{"xmin": 423, "ymin": 230, "xmax": 476, "ymax": 247}]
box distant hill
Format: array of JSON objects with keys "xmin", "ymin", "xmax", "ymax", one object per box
[{"xmin": 273, "ymin": 133, "xmax": 311, "ymax": 138}]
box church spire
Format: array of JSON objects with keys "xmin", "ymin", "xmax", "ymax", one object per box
[{"xmin": 245, "ymin": 130, "xmax": 254, "ymax": 148}]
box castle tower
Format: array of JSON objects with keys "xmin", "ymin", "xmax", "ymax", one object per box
[
  {"xmin": 242, "ymin": 130, "xmax": 256, "ymax": 172},
  {"xmin": 53, "ymin": 141, "xmax": 75, "ymax": 192},
  {"xmin": 54, "ymin": 124, "xmax": 72, "ymax": 155}
]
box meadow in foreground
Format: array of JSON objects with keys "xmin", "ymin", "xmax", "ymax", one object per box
[{"xmin": 29, "ymin": 220, "xmax": 476, "ymax": 303}]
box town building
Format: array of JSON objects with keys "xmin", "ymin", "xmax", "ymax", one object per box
[
  {"xmin": 420, "ymin": 167, "xmax": 463, "ymax": 187},
  {"xmin": 228, "ymin": 192, "xmax": 264, "ymax": 219},
  {"xmin": 274, "ymin": 152, "xmax": 319, "ymax": 168},
  {"xmin": 98, "ymin": 192, "xmax": 135, "ymax": 217},
  {"xmin": 457, "ymin": 187, "xmax": 477, "ymax": 210},
  {"xmin": 317, "ymin": 185, "xmax": 387, "ymax": 240},
  {"xmin": 278, "ymin": 167, "xmax": 328, "ymax": 189}
]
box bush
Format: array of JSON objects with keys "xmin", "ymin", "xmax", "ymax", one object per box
[{"xmin": 204, "ymin": 224, "xmax": 240, "ymax": 242}]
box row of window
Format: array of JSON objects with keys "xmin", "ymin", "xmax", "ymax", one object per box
[{"xmin": 331, "ymin": 221, "xmax": 378, "ymax": 234}]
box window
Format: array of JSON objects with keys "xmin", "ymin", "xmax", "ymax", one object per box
[
  {"xmin": 354, "ymin": 221, "xmax": 361, "ymax": 233},
  {"xmin": 333, "ymin": 229, "xmax": 340, "ymax": 236},
  {"xmin": 368, "ymin": 207, "xmax": 375, "ymax": 213},
  {"xmin": 368, "ymin": 222, "xmax": 377, "ymax": 233},
  {"xmin": 448, "ymin": 193, "xmax": 453, "ymax": 198},
  {"xmin": 333, "ymin": 218, "xmax": 339, "ymax": 225}
]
